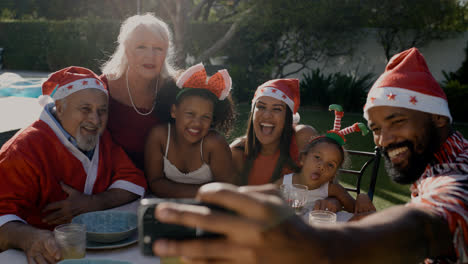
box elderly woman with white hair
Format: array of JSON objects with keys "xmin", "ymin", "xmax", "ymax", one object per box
[{"xmin": 100, "ymin": 13, "xmax": 180, "ymax": 170}]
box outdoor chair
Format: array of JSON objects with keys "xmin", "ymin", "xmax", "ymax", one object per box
[
  {"xmin": 338, "ymin": 146, "xmax": 382, "ymax": 201},
  {"xmin": 0, "ymin": 129, "xmax": 19, "ymax": 149}
]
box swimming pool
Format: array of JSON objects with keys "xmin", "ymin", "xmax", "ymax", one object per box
[{"xmin": 0, "ymin": 72, "xmax": 45, "ymax": 98}]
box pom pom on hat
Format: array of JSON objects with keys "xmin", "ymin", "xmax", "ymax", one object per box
[
  {"xmin": 363, "ymin": 47, "xmax": 452, "ymax": 122},
  {"xmin": 252, "ymin": 78, "xmax": 301, "ymax": 123},
  {"xmin": 38, "ymin": 94, "xmax": 54, "ymax": 107},
  {"xmin": 40, "ymin": 66, "xmax": 107, "ymax": 106}
]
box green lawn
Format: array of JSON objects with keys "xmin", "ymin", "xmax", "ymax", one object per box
[{"xmin": 228, "ymin": 103, "xmax": 468, "ymax": 210}]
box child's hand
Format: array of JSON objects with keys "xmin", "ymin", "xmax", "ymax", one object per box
[
  {"xmin": 349, "ymin": 193, "xmax": 377, "ymax": 221},
  {"xmin": 354, "ymin": 193, "xmax": 376, "ymax": 214},
  {"xmin": 313, "ymin": 198, "xmax": 342, "ymax": 212}
]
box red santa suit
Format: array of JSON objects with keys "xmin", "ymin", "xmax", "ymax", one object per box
[{"xmin": 0, "ymin": 107, "xmax": 147, "ymax": 230}]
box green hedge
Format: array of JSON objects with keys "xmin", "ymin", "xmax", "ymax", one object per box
[
  {"xmin": 0, "ymin": 21, "xmax": 50, "ymax": 70},
  {"xmin": 0, "ymin": 20, "xmax": 230, "ymax": 74},
  {"xmin": 0, "ymin": 19, "xmax": 121, "ymax": 73}
]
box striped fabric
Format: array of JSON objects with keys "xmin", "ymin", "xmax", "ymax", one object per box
[
  {"xmin": 408, "ymin": 132, "xmax": 468, "ymax": 263},
  {"xmin": 333, "ymin": 111, "xmax": 343, "ymax": 131}
]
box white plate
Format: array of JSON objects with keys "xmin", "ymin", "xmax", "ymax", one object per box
[{"xmin": 86, "ymin": 232, "xmax": 137, "ymax": 250}]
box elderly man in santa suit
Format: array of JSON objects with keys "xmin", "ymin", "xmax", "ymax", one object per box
[{"xmin": 0, "ymin": 66, "xmax": 147, "ymax": 263}]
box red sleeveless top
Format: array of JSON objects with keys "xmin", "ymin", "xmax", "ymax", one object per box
[{"xmin": 247, "ymin": 134, "xmax": 300, "ymax": 185}]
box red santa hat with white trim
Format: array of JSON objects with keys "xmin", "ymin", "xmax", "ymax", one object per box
[
  {"xmin": 252, "ymin": 78, "xmax": 301, "ymax": 123},
  {"xmin": 39, "ymin": 66, "xmax": 107, "ymax": 107},
  {"xmin": 363, "ymin": 47, "xmax": 452, "ymax": 123}
]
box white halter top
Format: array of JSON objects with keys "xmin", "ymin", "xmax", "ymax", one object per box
[{"xmin": 163, "ymin": 123, "xmax": 213, "ymax": 184}]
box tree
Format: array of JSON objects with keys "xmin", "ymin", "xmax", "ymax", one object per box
[
  {"xmin": 157, "ymin": 0, "xmax": 254, "ymax": 67},
  {"xmin": 364, "ymin": 0, "xmax": 468, "ymax": 60},
  {"xmin": 222, "ymin": 0, "xmax": 367, "ymax": 100},
  {"xmin": 257, "ymin": 0, "xmax": 365, "ymax": 78},
  {"xmin": 1, "ymin": 0, "xmax": 140, "ymax": 20}
]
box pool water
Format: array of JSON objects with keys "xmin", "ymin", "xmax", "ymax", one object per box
[{"xmin": 0, "ymin": 72, "xmax": 45, "ymax": 98}]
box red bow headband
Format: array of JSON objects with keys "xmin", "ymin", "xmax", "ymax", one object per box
[
  {"xmin": 324, "ymin": 104, "xmax": 369, "ymax": 146},
  {"xmin": 176, "ymin": 63, "xmax": 232, "ymax": 100}
]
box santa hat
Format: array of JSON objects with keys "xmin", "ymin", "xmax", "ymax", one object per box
[
  {"xmin": 176, "ymin": 63, "xmax": 232, "ymax": 100},
  {"xmin": 251, "ymin": 79, "xmax": 301, "ymax": 123},
  {"xmin": 363, "ymin": 47, "xmax": 452, "ymax": 122},
  {"xmin": 39, "ymin": 66, "xmax": 107, "ymax": 107}
]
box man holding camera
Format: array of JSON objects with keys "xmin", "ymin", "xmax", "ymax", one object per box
[
  {"xmin": 0, "ymin": 66, "xmax": 147, "ymax": 263},
  {"xmin": 151, "ymin": 48, "xmax": 467, "ymax": 263}
]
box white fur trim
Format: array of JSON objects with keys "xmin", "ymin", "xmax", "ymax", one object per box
[
  {"xmin": 52, "ymin": 78, "xmax": 107, "ymax": 101},
  {"xmin": 0, "ymin": 214, "xmax": 27, "ymax": 227},
  {"xmin": 251, "ymin": 86, "xmax": 295, "ymax": 113},
  {"xmin": 218, "ymin": 69, "xmax": 232, "ymax": 100},
  {"xmin": 108, "ymin": 180, "xmax": 145, "ymax": 197},
  {"xmin": 38, "ymin": 95, "xmax": 54, "ymax": 107},
  {"xmin": 83, "ymin": 141, "xmax": 100, "ymax": 195},
  {"xmin": 363, "ymin": 86, "xmax": 452, "ymax": 122},
  {"xmin": 40, "ymin": 107, "xmax": 101, "ymax": 194},
  {"xmin": 176, "ymin": 63, "xmax": 205, "ymax": 88},
  {"xmin": 293, "ymin": 112, "xmax": 300, "ymax": 124}
]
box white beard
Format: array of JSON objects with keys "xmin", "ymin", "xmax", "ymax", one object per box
[{"xmin": 75, "ymin": 128, "xmax": 100, "ymax": 151}]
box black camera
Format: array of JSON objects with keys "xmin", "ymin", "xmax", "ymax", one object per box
[{"xmin": 138, "ymin": 198, "xmax": 233, "ymax": 256}]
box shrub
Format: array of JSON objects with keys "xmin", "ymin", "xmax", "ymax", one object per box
[
  {"xmin": 442, "ymin": 40, "xmax": 468, "ymax": 86},
  {"xmin": 45, "ymin": 19, "xmax": 119, "ymax": 72},
  {"xmin": 331, "ymin": 72, "xmax": 374, "ymax": 112},
  {"xmin": 441, "ymin": 40, "xmax": 468, "ymax": 123},
  {"xmin": 300, "ymin": 69, "xmax": 333, "ymax": 108},
  {"xmin": 0, "ymin": 19, "xmax": 119, "ymax": 72},
  {"xmin": 443, "ymin": 80, "xmax": 468, "ymax": 122},
  {"xmin": 300, "ymin": 68, "xmax": 374, "ymax": 112}
]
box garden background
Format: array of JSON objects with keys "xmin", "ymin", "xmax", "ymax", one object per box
[{"xmin": 1, "ymin": 0, "xmax": 468, "ymax": 209}]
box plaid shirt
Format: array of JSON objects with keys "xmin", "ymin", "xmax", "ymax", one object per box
[{"xmin": 408, "ymin": 132, "xmax": 468, "ymax": 264}]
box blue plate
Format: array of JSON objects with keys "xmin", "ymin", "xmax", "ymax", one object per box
[
  {"xmin": 72, "ymin": 211, "xmax": 137, "ymax": 244},
  {"xmin": 86, "ymin": 231, "xmax": 137, "ymax": 250},
  {"xmin": 58, "ymin": 259, "xmax": 131, "ymax": 264}
]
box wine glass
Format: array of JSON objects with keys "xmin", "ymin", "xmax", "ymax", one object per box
[{"xmin": 280, "ymin": 184, "xmax": 308, "ymax": 215}]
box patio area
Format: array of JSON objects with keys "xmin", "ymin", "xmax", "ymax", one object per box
[{"xmin": 0, "ymin": 70, "xmax": 47, "ymax": 145}]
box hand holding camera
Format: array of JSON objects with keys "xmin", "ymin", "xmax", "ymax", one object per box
[{"xmin": 138, "ymin": 198, "xmax": 234, "ymax": 256}]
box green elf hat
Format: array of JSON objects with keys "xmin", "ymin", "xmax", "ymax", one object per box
[{"xmin": 325, "ymin": 104, "xmax": 369, "ymax": 146}]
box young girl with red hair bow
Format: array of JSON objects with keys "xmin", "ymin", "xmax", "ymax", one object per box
[{"xmin": 145, "ymin": 63, "xmax": 236, "ymax": 197}]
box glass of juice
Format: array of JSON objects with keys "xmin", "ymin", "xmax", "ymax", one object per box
[
  {"xmin": 54, "ymin": 223, "xmax": 86, "ymax": 259},
  {"xmin": 309, "ymin": 210, "xmax": 337, "ymax": 225}
]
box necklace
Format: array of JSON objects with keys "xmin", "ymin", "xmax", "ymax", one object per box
[{"xmin": 126, "ymin": 67, "xmax": 159, "ymax": 116}]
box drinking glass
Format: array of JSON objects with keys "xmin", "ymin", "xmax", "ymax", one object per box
[
  {"xmin": 54, "ymin": 223, "xmax": 86, "ymax": 259},
  {"xmin": 280, "ymin": 184, "xmax": 308, "ymax": 215},
  {"xmin": 309, "ymin": 210, "xmax": 337, "ymax": 225}
]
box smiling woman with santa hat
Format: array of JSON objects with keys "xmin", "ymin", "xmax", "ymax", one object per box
[
  {"xmin": 230, "ymin": 78, "xmax": 318, "ymax": 185},
  {"xmin": 100, "ymin": 13, "xmax": 180, "ymax": 171}
]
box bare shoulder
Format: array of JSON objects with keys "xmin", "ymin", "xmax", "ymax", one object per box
[
  {"xmin": 294, "ymin": 124, "xmax": 319, "ymax": 149},
  {"xmin": 106, "ymin": 77, "xmax": 126, "ymax": 100},
  {"xmin": 229, "ymin": 136, "xmax": 246, "ymax": 149},
  {"xmin": 203, "ymin": 130, "xmax": 230, "ymax": 150},
  {"xmin": 229, "ymin": 137, "xmax": 246, "ymax": 157},
  {"xmin": 229, "ymin": 136, "xmax": 246, "ymax": 168},
  {"xmin": 146, "ymin": 123, "xmax": 169, "ymax": 145}
]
